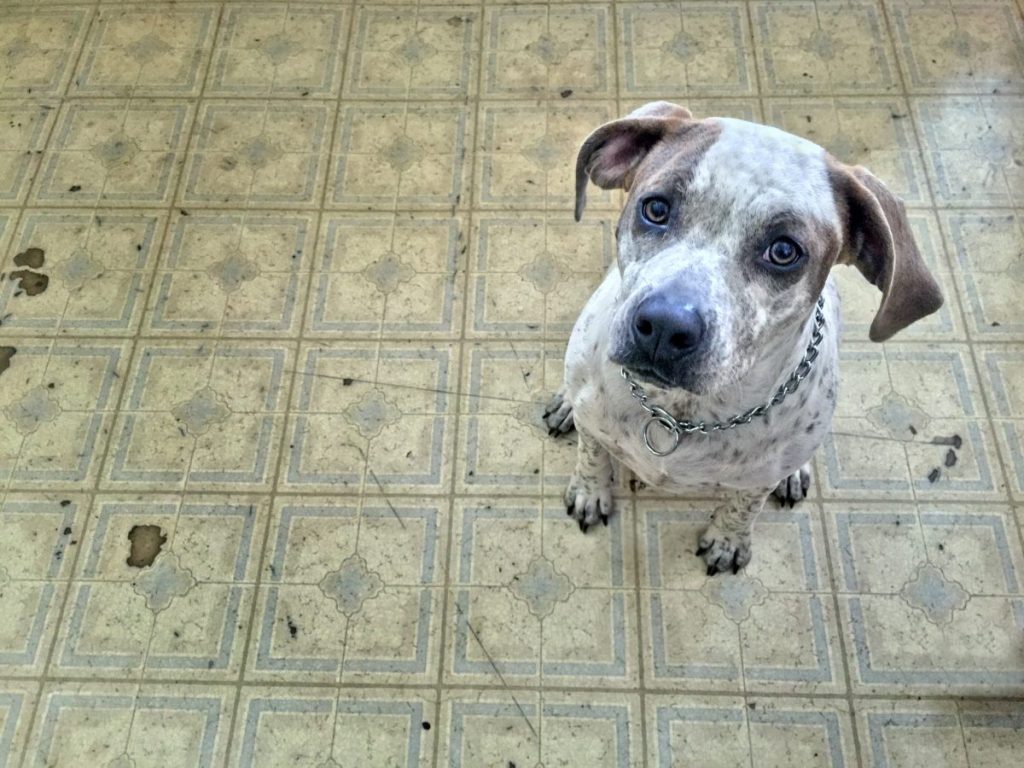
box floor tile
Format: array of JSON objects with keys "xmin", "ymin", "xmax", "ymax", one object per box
[
  {"xmin": 209, "ymin": 4, "xmax": 349, "ymax": 98},
  {"xmin": 72, "ymin": 3, "xmax": 218, "ymax": 97},
  {"xmin": 0, "ymin": 680, "xmax": 36, "ymax": 768},
  {"xmin": 977, "ymin": 344, "xmax": 1024, "ymax": 500},
  {"xmin": 283, "ymin": 341, "xmax": 457, "ymax": 495},
  {"xmin": 144, "ymin": 209, "xmax": 314, "ymax": 338},
  {"xmin": 24, "ymin": 681, "xmax": 234, "ymax": 768},
  {"xmin": 889, "ymin": 0, "xmax": 1024, "ymax": 95},
  {"xmin": 828, "ymin": 502, "xmax": 1024, "ymax": 694},
  {"xmin": 915, "ymin": 95, "xmax": 1024, "ymax": 207},
  {"xmin": 246, "ymin": 495, "xmax": 445, "ymax": 686},
  {"xmin": 0, "ymin": 8, "xmax": 91, "ymax": 97},
  {"xmin": 2, "ymin": 209, "xmax": 166, "ymax": 337},
  {"xmin": 0, "ymin": 101, "xmax": 58, "ymax": 206},
  {"xmin": 306, "ymin": 212, "xmax": 466, "ymax": 339},
  {"xmin": 181, "ymin": 100, "xmax": 331, "ymax": 209},
  {"xmin": 751, "ymin": 0, "xmax": 898, "ymax": 95},
  {"xmin": 33, "ymin": 99, "xmax": 195, "ymax": 207},
  {"xmin": 329, "ymin": 102, "xmax": 470, "ymax": 211},
  {"xmin": 618, "ymin": 2, "xmax": 755, "ymax": 97},
  {"xmin": 102, "ymin": 341, "xmax": 293, "ymax": 492},
  {"xmin": 647, "ymin": 694, "xmax": 857, "ymax": 768},
  {"xmin": 231, "ymin": 686, "xmax": 435, "ymax": 767},
  {"xmin": 483, "ymin": 5, "xmax": 613, "ymax": 98},
  {"xmin": 0, "ymin": 340, "xmax": 130, "ymax": 491}
]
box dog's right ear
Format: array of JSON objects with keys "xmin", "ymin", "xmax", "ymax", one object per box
[{"xmin": 574, "ymin": 101, "xmax": 692, "ymax": 221}]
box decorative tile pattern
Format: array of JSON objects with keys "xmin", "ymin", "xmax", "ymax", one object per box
[
  {"xmin": 915, "ymin": 96, "xmax": 1024, "ymax": 207},
  {"xmin": 145, "ymin": 210, "xmax": 313, "ymax": 337},
  {"xmin": 828, "ymin": 503, "xmax": 1024, "ymax": 693},
  {"xmin": 648, "ymin": 695, "xmax": 857, "ymax": 768},
  {"xmin": 0, "ymin": 9, "xmax": 91, "ymax": 96},
  {"xmin": 476, "ymin": 101, "xmax": 615, "ymax": 210},
  {"xmin": 51, "ymin": 496, "xmax": 266, "ymax": 680},
  {"xmin": 889, "ymin": 0, "xmax": 1024, "ymax": 95},
  {"xmin": 33, "ymin": 100, "xmax": 194, "ymax": 206},
  {"xmin": 284, "ymin": 342, "xmax": 456, "ymax": 494},
  {"xmin": 618, "ymin": 3, "xmax": 754, "ymax": 96},
  {"xmin": 0, "ymin": 341, "xmax": 128, "ymax": 490},
  {"xmin": 182, "ymin": 101, "xmax": 330, "ymax": 208},
  {"xmin": 0, "ymin": 102, "xmax": 58, "ymax": 205},
  {"xmin": 73, "ymin": 4, "xmax": 218, "ymax": 97},
  {"xmin": 1, "ymin": 210, "xmax": 165, "ymax": 336},
  {"xmin": 104, "ymin": 341, "xmax": 292, "ymax": 491},
  {"xmin": 819, "ymin": 343, "xmax": 1004, "ymax": 501},
  {"xmin": 308, "ymin": 213, "xmax": 465, "ymax": 338},
  {"xmin": 24, "ymin": 682, "xmax": 234, "ymax": 767},
  {"xmin": 209, "ymin": 5, "xmax": 348, "ymax": 97},
  {"xmin": 752, "ymin": 1, "xmax": 898, "ymax": 94},
  {"xmin": 345, "ymin": 7, "xmax": 478, "ymax": 100},
  {"xmin": 0, "ymin": 681, "xmax": 35, "ymax": 768},
  {"xmin": 484, "ymin": 5, "xmax": 612, "ymax": 98},
  {"xmin": 468, "ymin": 214, "xmax": 614, "ymax": 338},
  {"xmin": 330, "ymin": 103, "xmax": 470, "ymax": 210}
]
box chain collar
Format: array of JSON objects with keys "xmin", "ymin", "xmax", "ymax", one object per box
[{"xmin": 622, "ymin": 295, "xmax": 827, "ymax": 457}]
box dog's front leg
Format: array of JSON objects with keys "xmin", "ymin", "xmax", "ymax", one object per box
[
  {"xmin": 697, "ymin": 489, "xmax": 772, "ymax": 575},
  {"xmin": 564, "ymin": 427, "xmax": 614, "ymax": 533}
]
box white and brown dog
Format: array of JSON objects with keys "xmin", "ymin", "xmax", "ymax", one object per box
[{"xmin": 544, "ymin": 101, "xmax": 943, "ymax": 575}]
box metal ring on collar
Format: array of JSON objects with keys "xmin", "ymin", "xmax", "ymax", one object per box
[{"xmin": 643, "ymin": 415, "xmax": 681, "ymax": 457}]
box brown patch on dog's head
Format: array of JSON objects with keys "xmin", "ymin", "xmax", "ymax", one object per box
[{"xmin": 828, "ymin": 160, "xmax": 943, "ymax": 341}]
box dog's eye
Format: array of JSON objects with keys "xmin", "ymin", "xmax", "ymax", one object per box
[
  {"xmin": 640, "ymin": 197, "xmax": 671, "ymax": 226},
  {"xmin": 763, "ymin": 237, "xmax": 804, "ymax": 268}
]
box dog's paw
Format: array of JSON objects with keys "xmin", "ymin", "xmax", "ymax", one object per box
[
  {"xmin": 773, "ymin": 463, "xmax": 811, "ymax": 508},
  {"xmin": 564, "ymin": 474, "xmax": 613, "ymax": 533},
  {"xmin": 696, "ymin": 525, "xmax": 752, "ymax": 575},
  {"xmin": 543, "ymin": 390, "xmax": 575, "ymax": 437}
]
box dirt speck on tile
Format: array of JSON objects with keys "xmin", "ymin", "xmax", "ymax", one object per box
[
  {"xmin": 13, "ymin": 247, "xmax": 45, "ymax": 269},
  {"xmin": 9, "ymin": 269, "xmax": 48, "ymax": 296}
]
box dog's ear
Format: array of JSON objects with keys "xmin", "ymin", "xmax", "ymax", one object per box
[
  {"xmin": 574, "ymin": 101, "xmax": 692, "ymax": 221},
  {"xmin": 831, "ymin": 163, "xmax": 943, "ymax": 342}
]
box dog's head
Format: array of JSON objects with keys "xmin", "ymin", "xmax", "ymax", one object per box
[{"xmin": 575, "ymin": 101, "xmax": 943, "ymax": 394}]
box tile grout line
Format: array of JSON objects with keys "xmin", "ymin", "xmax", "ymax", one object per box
[{"xmin": 429, "ymin": 0, "xmax": 485, "ymax": 765}]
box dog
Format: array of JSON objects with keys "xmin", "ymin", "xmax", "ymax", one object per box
[{"xmin": 544, "ymin": 101, "xmax": 943, "ymax": 575}]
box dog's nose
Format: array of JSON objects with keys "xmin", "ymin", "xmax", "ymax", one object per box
[{"xmin": 632, "ymin": 293, "xmax": 706, "ymax": 361}]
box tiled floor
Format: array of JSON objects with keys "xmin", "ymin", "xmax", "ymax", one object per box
[{"xmin": 0, "ymin": 0, "xmax": 1022, "ymax": 766}]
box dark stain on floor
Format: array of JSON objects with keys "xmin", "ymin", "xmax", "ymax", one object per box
[
  {"xmin": 0, "ymin": 346, "xmax": 15, "ymax": 377},
  {"xmin": 127, "ymin": 524, "xmax": 167, "ymax": 568},
  {"xmin": 13, "ymin": 247, "xmax": 45, "ymax": 269},
  {"xmin": 10, "ymin": 269, "xmax": 48, "ymax": 296}
]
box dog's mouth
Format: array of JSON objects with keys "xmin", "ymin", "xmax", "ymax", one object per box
[{"xmin": 622, "ymin": 365, "xmax": 676, "ymax": 390}]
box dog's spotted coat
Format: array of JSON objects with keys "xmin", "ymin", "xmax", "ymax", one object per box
[{"xmin": 545, "ymin": 102, "xmax": 943, "ymax": 574}]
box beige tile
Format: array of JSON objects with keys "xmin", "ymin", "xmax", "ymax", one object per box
[
  {"xmin": 182, "ymin": 100, "xmax": 331, "ymax": 209},
  {"xmin": 468, "ymin": 213, "xmax": 614, "ymax": 339},
  {"xmin": 209, "ymin": 4, "xmax": 349, "ymax": 97},
  {"xmin": 618, "ymin": 2, "xmax": 755, "ymax": 97},
  {"xmin": 483, "ymin": 5, "xmax": 613, "ymax": 98},
  {"xmin": 2, "ymin": 210, "xmax": 166, "ymax": 337},
  {"xmin": 307, "ymin": 212, "xmax": 466, "ymax": 339},
  {"xmin": 751, "ymin": 0, "xmax": 899, "ymax": 95},
  {"xmin": 330, "ymin": 102, "xmax": 471, "ymax": 210},
  {"xmin": 73, "ymin": 4, "xmax": 218, "ymax": 97},
  {"xmin": 959, "ymin": 701, "xmax": 1024, "ymax": 768},
  {"xmin": 475, "ymin": 100, "xmax": 616, "ymax": 211},
  {"xmin": 915, "ymin": 96, "xmax": 1024, "ymax": 207},
  {"xmin": 0, "ymin": 680, "xmax": 36, "ymax": 768},
  {"xmin": 25, "ymin": 681, "xmax": 234, "ymax": 768},
  {"xmin": 889, "ymin": 0, "xmax": 1024, "ymax": 95},
  {"xmin": 144, "ymin": 209, "xmax": 315, "ymax": 338},
  {"xmin": 283, "ymin": 341, "xmax": 457, "ymax": 495},
  {"xmin": 853, "ymin": 699, "xmax": 967, "ymax": 768},
  {"xmin": 0, "ymin": 8, "xmax": 91, "ymax": 97},
  {"xmin": 438, "ymin": 689, "xmax": 541, "ymax": 768},
  {"xmin": 345, "ymin": 6, "xmax": 478, "ymax": 101},
  {"xmin": 0, "ymin": 340, "xmax": 130, "ymax": 492},
  {"xmin": 0, "ymin": 102, "xmax": 58, "ymax": 206},
  {"xmin": 978, "ymin": 345, "xmax": 1024, "ymax": 500}
]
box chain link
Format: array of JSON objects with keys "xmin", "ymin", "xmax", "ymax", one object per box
[{"xmin": 623, "ymin": 296, "xmax": 827, "ymax": 457}]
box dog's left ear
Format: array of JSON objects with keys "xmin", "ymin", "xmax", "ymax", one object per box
[
  {"xmin": 831, "ymin": 163, "xmax": 943, "ymax": 342},
  {"xmin": 574, "ymin": 101, "xmax": 692, "ymax": 222}
]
